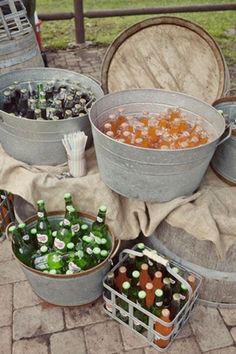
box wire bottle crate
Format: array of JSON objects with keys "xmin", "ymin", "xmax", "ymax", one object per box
[{"xmin": 103, "ymin": 245, "xmax": 202, "ymax": 352}]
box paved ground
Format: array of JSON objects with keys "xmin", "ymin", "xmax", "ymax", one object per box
[{"xmin": 1, "ymin": 45, "xmax": 236, "ymax": 354}]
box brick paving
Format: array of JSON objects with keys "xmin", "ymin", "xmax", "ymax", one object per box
[{"xmin": 1, "ymin": 45, "xmax": 236, "ymax": 354}]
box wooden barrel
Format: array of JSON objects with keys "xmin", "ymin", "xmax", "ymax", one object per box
[
  {"xmin": 0, "ymin": 31, "xmax": 44, "ymax": 74},
  {"xmin": 144, "ymin": 221, "xmax": 236, "ymax": 307},
  {"xmin": 101, "ymin": 16, "xmax": 230, "ymax": 104}
]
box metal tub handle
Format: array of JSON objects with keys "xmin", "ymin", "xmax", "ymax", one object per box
[{"xmin": 217, "ymin": 123, "xmax": 233, "ymax": 146}]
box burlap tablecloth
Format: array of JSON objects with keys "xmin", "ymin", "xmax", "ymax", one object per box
[{"xmin": 0, "ymin": 144, "xmax": 235, "ymax": 258}]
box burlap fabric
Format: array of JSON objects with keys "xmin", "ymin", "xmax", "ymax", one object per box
[{"xmin": 0, "ymin": 144, "xmax": 235, "ymax": 258}]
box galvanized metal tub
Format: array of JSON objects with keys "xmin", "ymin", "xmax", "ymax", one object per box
[
  {"xmin": 0, "ymin": 68, "xmax": 104, "ymax": 165},
  {"xmin": 89, "ymin": 89, "xmax": 227, "ymax": 202},
  {"xmin": 0, "ymin": 31, "xmax": 44, "ymax": 74},
  {"xmin": 7, "ymin": 211, "xmax": 120, "ymax": 306},
  {"xmin": 211, "ymin": 96, "xmax": 236, "ymax": 185}
]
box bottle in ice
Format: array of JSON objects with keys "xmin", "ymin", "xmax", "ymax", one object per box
[
  {"xmin": 104, "ymin": 271, "xmax": 115, "ymax": 313},
  {"xmin": 54, "ymin": 220, "xmax": 74, "ymax": 252},
  {"xmin": 91, "ymin": 205, "xmax": 108, "ymax": 238},
  {"xmin": 36, "ymin": 200, "xmax": 52, "ymax": 248},
  {"xmin": 8, "ymin": 225, "xmax": 34, "ymax": 267}
]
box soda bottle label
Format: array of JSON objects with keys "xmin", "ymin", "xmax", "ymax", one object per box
[
  {"xmin": 23, "ymin": 234, "xmax": 30, "ymax": 241},
  {"xmin": 34, "ymin": 255, "xmax": 48, "ymax": 270},
  {"xmin": 37, "ymin": 212, "xmax": 44, "ymax": 218},
  {"xmin": 37, "ymin": 233, "xmax": 48, "ymax": 244},
  {"xmin": 68, "ymin": 262, "xmax": 81, "ymax": 272},
  {"xmin": 71, "ymin": 224, "xmax": 80, "ymax": 233},
  {"xmin": 156, "ymin": 301, "xmax": 163, "ymax": 307},
  {"xmin": 63, "ymin": 219, "xmax": 70, "ymax": 226},
  {"xmin": 86, "ymin": 247, "xmax": 93, "ymax": 255},
  {"xmin": 97, "ymin": 216, "xmax": 103, "ymax": 223},
  {"xmin": 54, "ymin": 237, "xmax": 65, "ymax": 250},
  {"xmin": 170, "ymin": 278, "xmax": 176, "ymax": 285},
  {"xmin": 105, "ymin": 300, "xmax": 113, "ymax": 313}
]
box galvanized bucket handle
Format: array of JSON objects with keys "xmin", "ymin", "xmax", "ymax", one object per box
[{"xmin": 217, "ymin": 123, "xmax": 233, "ymax": 147}]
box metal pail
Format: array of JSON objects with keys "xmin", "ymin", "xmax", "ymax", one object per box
[
  {"xmin": 0, "ymin": 68, "xmax": 104, "ymax": 165},
  {"xmin": 6, "ymin": 211, "xmax": 120, "ymax": 306},
  {"xmin": 211, "ymin": 96, "xmax": 236, "ymax": 185},
  {"xmin": 89, "ymin": 89, "xmax": 227, "ymax": 202}
]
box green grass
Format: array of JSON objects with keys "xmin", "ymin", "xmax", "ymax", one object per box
[{"xmin": 36, "ymin": 0, "xmax": 236, "ymax": 64}]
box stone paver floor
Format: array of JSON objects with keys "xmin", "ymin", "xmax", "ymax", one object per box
[
  {"xmin": 1, "ymin": 237, "xmax": 236, "ymax": 354},
  {"xmin": 1, "ymin": 44, "xmax": 236, "ymax": 354}
]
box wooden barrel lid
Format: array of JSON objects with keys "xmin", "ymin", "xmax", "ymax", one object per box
[{"xmin": 101, "ymin": 16, "xmax": 228, "ymax": 104}]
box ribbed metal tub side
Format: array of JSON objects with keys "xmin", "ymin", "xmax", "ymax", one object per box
[
  {"xmin": 0, "ymin": 68, "xmax": 104, "ymax": 165},
  {"xmin": 211, "ymin": 98, "xmax": 236, "ymax": 184},
  {"xmin": 89, "ymin": 89, "xmax": 225, "ymax": 202}
]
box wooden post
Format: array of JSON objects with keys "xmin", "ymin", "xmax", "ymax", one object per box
[{"xmin": 74, "ymin": 0, "xmax": 85, "ymax": 44}]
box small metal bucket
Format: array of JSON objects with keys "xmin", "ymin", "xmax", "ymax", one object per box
[
  {"xmin": 6, "ymin": 211, "xmax": 120, "ymax": 306},
  {"xmin": 211, "ymin": 95, "xmax": 236, "ymax": 184},
  {"xmin": 0, "ymin": 68, "xmax": 104, "ymax": 165},
  {"xmin": 89, "ymin": 89, "xmax": 228, "ymax": 202}
]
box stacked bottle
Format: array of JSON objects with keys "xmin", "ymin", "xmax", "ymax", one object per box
[
  {"xmin": 1, "ymin": 80, "xmax": 96, "ymax": 120},
  {"xmin": 103, "ymin": 243, "xmax": 197, "ymax": 348},
  {"xmin": 9, "ymin": 193, "xmax": 112, "ymax": 275}
]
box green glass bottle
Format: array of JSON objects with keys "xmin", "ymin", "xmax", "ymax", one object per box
[
  {"xmin": 91, "ymin": 205, "xmax": 108, "ymax": 238},
  {"xmin": 170, "ymin": 293, "xmax": 181, "ymax": 320},
  {"xmin": 180, "ymin": 283, "xmax": 189, "ymax": 308},
  {"xmin": 64, "ymin": 193, "xmax": 74, "ymax": 216},
  {"xmin": 100, "ymin": 249, "xmax": 109, "ymax": 262},
  {"xmin": 125, "ymin": 254, "xmax": 136, "ymax": 278},
  {"xmin": 151, "ymin": 289, "xmax": 164, "ymax": 318},
  {"xmin": 9, "ymin": 225, "xmax": 33, "ymax": 267},
  {"xmin": 118, "ymin": 281, "xmax": 130, "ymax": 324},
  {"xmin": 18, "ymin": 223, "xmax": 37, "ymax": 249},
  {"xmin": 134, "ymin": 290, "xmax": 148, "ymax": 333},
  {"xmin": 68, "ymin": 249, "xmax": 92, "ymax": 271},
  {"xmin": 92, "ymin": 246, "xmax": 102, "ymax": 266},
  {"xmin": 129, "ymin": 270, "xmax": 140, "ymax": 302},
  {"xmin": 163, "ymin": 277, "xmax": 172, "ymax": 308},
  {"xmin": 34, "ymin": 251, "xmax": 64, "ymax": 271},
  {"xmin": 36, "ymin": 200, "xmax": 52, "ymax": 248},
  {"xmin": 67, "ymin": 206, "xmax": 82, "ymax": 234},
  {"xmin": 135, "ymin": 243, "xmax": 149, "ymax": 270}
]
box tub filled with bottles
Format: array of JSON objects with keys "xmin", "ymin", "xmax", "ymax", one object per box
[
  {"xmin": 0, "ymin": 68, "xmax": 104, "ymax": 165},
  {"xmin": 89, "ymin": 89, "xmax": 227, "ymax": 202},
  {"xmin": 7, "ymin": 193, "xmax": 120, "ymax": 306},
  {"xmin": 103, "ymin": 243, "xmax": 202, "ymax": 352}
]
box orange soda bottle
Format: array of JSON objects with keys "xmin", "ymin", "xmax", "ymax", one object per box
[
  {"xmin": 187, "ymin": 274, "xmax": 196, "ymax": 293},
  {"xmin": 154, "ymin": 308, "xmax": 173, "ymax": 348},
  {"xmin": 115, "ymin": 266, "xmax": 129, "ymax": 293},
  {"xmin": 145, "ymin": 282, "xmax": 155, "ymax": 309},
  {"xmin": 152, "ymin": 271, "xmax": 163, "ymax": 290},
  {"xmin": 139, "ymin": 263, "xmax": 152, "ymax": 290}
]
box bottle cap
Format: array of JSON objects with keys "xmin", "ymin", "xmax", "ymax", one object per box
[
  {"xmin": 100, "ymin": 250, "xmax": 108, "ymax": 258},
  {"xmin": 138, "ymin": 290, "xmax": 146, "ymax": 299},
  {"xmin": 137, "ymin": 243, "xmax": 145, "ymax": 250},
  {"xmin": 132, "ymin": 270, "xmax": 140, "ymax": 279},
  {"xmin": 93, "ymin": 247, "xmax": 101, "ymax": 255},
  {"xmin": 49, "ymin": 269, "xmax": 57, "ymax": 275},
  {"xmin": 18, "ymin": 223, "xmax": 26, "ymax": 229},
  {"xmin": 30, "ymin": 228, "xmax": 37, "ymax": 235},
  {"xmin": 9, "ymin": 225, "xmax": 17, "ymax": 232},
  {"xmin": 173, "ymin": 293, "xmax": 181, "ymax": 301},
  {"xmin": 155, "ymin": 289, "xmax": 164, "ymax": 297},
  {"xmin": 172, "ymin": 267, "xmax": 180, "ymax": 274},
  {"xmin": 37, "ymin": 199, "xmax": 45, "ymax": 205},
  {"xmin": 52, "ymin": 231, "xmax": 57, "ymax": 237},
  {"xmin": 119, "ymin": 266, "xmax": 127, "ymax": 274},
  {"xmin": 107, "ymin": 271, "xmax": 114, "ymax": 279},
  {"xmin": 162, "ymin": 309, "xmax": 170, "ymax": 318},
  {"xmin": 122, "ymin": 281, "xmax": 130, "ymax": 290},
  {"xmin": 64, "ymin": 193, "xmax": 72, "ymax": 199},
  {"xmin": 187, "ymin": 275, "xmax": 196, "ymax": 283},
  {"xmin": 163, "ymin": 277, "xmax": 171, "ymax": 285},
  {"xmin": 145, "ymin": 282, "xmax": 153, "ymax": 290},
  {"xmin": 181, "ymin": 283, "xmax": 188, "ymax": 291},
  {"xmin": 67, "ymin": 242, "xmax": 75, "ymax": 250},
  {"xmin": 81, "ymin": 224, "xmax": 88, "ymax": 230},
  {"xmin": 141, "ymin": 263, "xmax": 148, "ymax": 271},
  {"xmin": 99, "ymin": 205, "xmax": 107, "ymax": 212},
  {"xmin": 66, "ymin": 270, "xmax": 74, "ymax": 275},
  {"xmin": 40, "ymin": 245, "xmax": 48, "ymax": 253},
  {"xmin": 100, "ymin": 238, "xmax": 107, "ymax": 244},
  {"xmin": 154, "ymin": 271, "xmax": 162, "ymax": 278}
]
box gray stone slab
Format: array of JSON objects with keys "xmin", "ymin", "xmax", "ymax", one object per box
[
  {"xmin": 230, "ymin": 327, "xmax": 236, "ymax": 343},
  {"xmin": 50, "ymin": 328, "xmax": 86, "ymax": 354},
  {"xmin": 205, "ymin": 347, "xmax": 236, "ymax": 354},
  {"xmin": 144, "ymin": 337, "xmax": 201, "ymax": 354},
  {"xmin": 120, "ymin": 325, "xmax": 148, "ymax": 350},
  {"xmin": 64, "ymin": 297, "xmax": 108, "ymax": 329},
  {"xmin": 13, "ymin": 305, "xmax": 64, "ymax": 340},
  {"xmin": 14, "ymin": 281, "xmax": 41, "ymax": 309},
  {"xmin": 85, "ymin": 320, "xmax": 123, "ymax": 354},
  {"xmin": 220, "ymin": 309, "xmax": 236, "ymax": 326},
  {"xmin": 0, "ymin": 239, "xmax": 13, "ymax": 263},
  {"xmin": 190, "ymin": 305, "xmax": 233, "ymax": 352},
  {"xmin": 0, "ymin": 327, "xmax": 11, "ymax": 354},
  {"xmin": 0, "ymin": 260, "xmax": 26, "ymax": 284},
  {"xmin": 117, "ymin": 349, "xmax": 145, "ymax": 354},
  {"xmin": 0, "ymin": 284, "xmax": 12, "ymax": 327},
  {"xmin": 13, "ymin": 337, "xmax": 49, "ymax": 354}
]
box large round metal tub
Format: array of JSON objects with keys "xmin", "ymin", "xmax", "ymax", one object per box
[
  {"xmin": 89, "ymin": 89, "xmax": 226, "ymax": 202},
  {"xmin": 0, "ymin": 68, "xmax": 104, "ymax": 165},
  {"xmin": 144, "ymin": 221, "xmax": 236, "ymax": 307},
  {"xmin": 211, "ymin": 96, "xmax": 236, "ymax": 184},
  {"xmin": 7, "ymin": 211, "xmax": 120, "ymax": 306}
]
